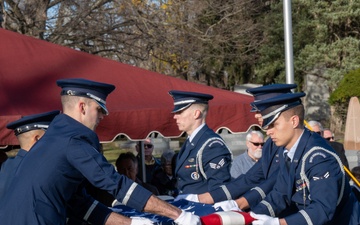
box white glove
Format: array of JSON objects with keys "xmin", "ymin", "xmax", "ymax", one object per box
[
  {"xmin": 174, "ymin": 210, "xmax": 201, "ymax": 225},
  {"xmin": 250, "ymin": 212, "xmax": 280, "ymax": 225},
  {"xmin": 213, "ymin": 200, "xmax": 241, "ymax": 211},
  {"xmin": 130, "ymin": 217, "xmax": 154, "ymax": 225},
  {"xmin": 174, "ymin": 194, "xmax": 199, "ymax": 202}
]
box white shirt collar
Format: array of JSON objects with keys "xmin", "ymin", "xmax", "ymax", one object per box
[
  {"xmin": 285, "ymin": 130, "xmax": 305, "ymax": 161},
  {"xmin": 189, "ymin": 123, "xmax": 205, "ymax": 142}
]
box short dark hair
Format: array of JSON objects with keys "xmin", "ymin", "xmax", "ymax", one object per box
[
  {"xmin": 115, "ymin": 152, "xmax": 137, "ymax": 168},
  {"xmin": 282, "ymin": 104, "xmax": 304, "ymax": 126}
]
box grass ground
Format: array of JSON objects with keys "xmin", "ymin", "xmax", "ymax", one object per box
[{"xmin": 102, "ymin": 142, "xmax": 128, "ymax": 166}]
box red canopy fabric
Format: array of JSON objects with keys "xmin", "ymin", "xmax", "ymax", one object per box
[{"xmin": 0, "ymin": 29, "xmax": 258, "ymax": 146}]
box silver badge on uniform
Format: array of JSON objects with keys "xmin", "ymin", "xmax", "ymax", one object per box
[
  {"xmin": 191, "ymin": 172, "xmax": 200, "ymax": 180},
  {"xmin": 188, "ymin": 158, "xmax": 195, "ymax": 163},
  {"xmin": 209, "ymin": 158, "xmax": 225, "ymax": 169}
]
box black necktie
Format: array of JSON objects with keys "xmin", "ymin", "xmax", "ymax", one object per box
[
  {"xmin": 284, "ymin": 151, "xmax": 291, "ymax": 170},
  {"xmin": 183, "ymin": 138, "xmax": 191, "ymax": 151}
]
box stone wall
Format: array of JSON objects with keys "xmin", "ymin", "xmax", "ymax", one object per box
[
  {"xmin": 303, "ymin": 73, "xmax": 345, "ymax": 137},
  {"xmin": 303, "ymin": 73, "xmax": 331, "ymax": 127}
]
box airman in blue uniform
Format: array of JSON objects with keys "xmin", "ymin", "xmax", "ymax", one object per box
[
  {"xmin": 0, "ymin": 110, "xmax": 126, "ymax": 225},
  {"xmin": 0, "ymin": 110, "xmax": 61, "ymax": 200},
  {"xmin": 209, "ymin": 84, "xmax": 296, "ymax": 209},
  {"xmin": 208, "ymin": 139, "xmax": 281, "ymax": 209},
  {"xmin": 169, "ymin": 90, "xmax": 233, "ymax": 195},
  {"xmin": 0, "ymin": 78, "xmax": 199, "ymax": 225},
  {"xmin": 250, "ymin": 90, "xmax": 359, "ymax": 225},
  {"xmin": 179, "ymin": 84, "xmax": 295, "ymax": 210}
]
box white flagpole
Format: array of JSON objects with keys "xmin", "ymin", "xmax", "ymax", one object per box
[{"xmin": 283, "ymin": 0, "xmax": 295, "ymax": 84}]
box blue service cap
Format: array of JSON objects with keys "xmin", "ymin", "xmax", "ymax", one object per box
[
  {"xmin": 168, "ymin": 90, "xmax": 213, "ymax": 113},
  {"xmin": 7, "ymin": 110, "xmax": 61, "ymax": 136},
  {"xmin": 246, "ymin": 84, "xmax": 297, "ymax": 112},
  {"xmin": 57, "ymin": 78, "xmax": 115, "ymax": 115},
  {"xmin": 251, "ymin": 92, "xmax": 306, "ymax": 129}
]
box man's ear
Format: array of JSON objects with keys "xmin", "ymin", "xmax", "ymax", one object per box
[
  {"xmin": 34, "ymin": 134, "xmax": 41, "ymax": 142},
  {"xmin": 79, "ymin": 102, "xmax": 86, "ymax": 115},
  {"xmin": 194, "ymin": 109, "xmax": 203, "ymax": 119},
  {"xmin": 292, "ymin": 115, "xmax": 300, "ymax": 128}
]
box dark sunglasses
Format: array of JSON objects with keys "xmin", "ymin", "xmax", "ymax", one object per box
[
  {"xmin": 144, "ymin": 144, "xmax": 153, "ymax": 148},
  {"xmin": 325, "ymin": 137, "xmax": 334, "ymax": 141},
  {"xmin": 249, "ymin": 141, "xmax": 264, "ymax": 147}
]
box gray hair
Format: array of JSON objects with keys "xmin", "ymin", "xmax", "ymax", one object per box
[
  {"xmin": 246, "ymin": 130, "xmax": 264, "ymax": 141},
  {"xmin": 307, "ymin": 120, "xmax": 323, "ymax": 131}
]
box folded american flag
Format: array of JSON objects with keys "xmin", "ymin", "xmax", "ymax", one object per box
[{"xmin": 111, "ymin": 199, "xmax": 255, "ymax": 225}]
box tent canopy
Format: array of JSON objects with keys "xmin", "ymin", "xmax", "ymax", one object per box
[{"xmin": 0, "ymin": 29, "xmax": 258, "ymax": 146}]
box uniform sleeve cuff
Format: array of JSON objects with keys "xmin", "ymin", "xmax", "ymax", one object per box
[
  {"xmin": 243, "ymin": 189, "xmax": 263, "ymax": 209},
  {"xmin": 210, "ymin": 186, "xmax": 230, "ymax": 203},
  {"xmin": 87, "ymin": 202, "xmax": 112, "ymax": 225},
  {"xmin": 123, "ymin": 184, "xmax": 152, "ymax": 212}
]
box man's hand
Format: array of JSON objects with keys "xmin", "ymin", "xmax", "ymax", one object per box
[
  {"xmin": 235, "ymin": 197, "xmax": 250, "ymax": 210},
  {"xmin": 130, "ymin": 217, "xmax": 154, "ymax": 225},
  {"xmin": 197, "ymin": 192, "xmax": 214, "ymax": 204},
  {"xmin": 174, "ymin": 210, "xmax": 201, "ymax": 225},
  {"xmin": 213, "ymin": 200, "xmax": 241, "ymax": 211},
  {"xmin": 250, "ymin": 212, "xmax": 280, "ymax": 225},
  {"xmin": 174, "ymin": 194, "xmax": 199, "ymax": 202}
]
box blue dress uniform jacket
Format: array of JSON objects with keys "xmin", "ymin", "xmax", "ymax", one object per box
[
  {"xmin": 0, "ymin": 149, "xmax": 111, "ymax": 225},
  {"xmin": 175, "ymin": 124, "xmax": 232, "ymax": 194},
  {"xmin": 0, "ymin": 114, "xmax": 152, "ymax": 225},
  {"xmin": 209, "ymin": 138, "xmax": 281, "ymax": 208},
  {"xmin": 252, "ymin": 129, "xmax": 359, "ymax": 225},
  {"xmin": 0, "ymin": 149, "xmax": 27, "ymax": 200}
]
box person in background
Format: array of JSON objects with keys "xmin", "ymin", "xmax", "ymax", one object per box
[
  {"xmin": 152, "ymin": 150, "xmax": 178, "ymax": 197},
  {"xmin": 0, "ymin": 78, "xmax": 199, "ymax": 225},
  {"xmin": 306, "ymin": 120, "xmax": 323, "ymax": 136},
  {"xmin": 135, "ymin": 138, "xmax": 161, "ymax": 184},
  {"xmin": 323, "ymin": 129, "xmax": 335, "ymax": 142},
  {"xmin": 250, "ymin": 91, "xmax": 358, "ymax": 225},
  {"xmin": 169, "ymin": 90, "xmax": 233, "ymax": 197},
  {"xmin": 230, "ymin": 130, "xmax": 264, "ymax": 178},
  {"xmin": 350, "ymin": 166, "xmax": 360, "ymax": 201},
  {"xmin": 307, "ymin": 121, "xmax": 349, "ymax": 168},
  {"xmin": 323, "ymin": 128, "xmax": 349, "ymax": 168},
  {"xmin": 116, "ymin": 152, "xmax": 159, "ymax": 195}
]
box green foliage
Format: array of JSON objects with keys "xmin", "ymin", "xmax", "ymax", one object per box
[
  {"xmin": 256, "ymin": 0, "xmax": 360, "ymax": 91},
  {"xmin": 329, "ymin": 69, "xmax": 360, "ymax": 105},
  {"xmin": 329, "ymin": 68, "xmax": 360, "ymax": 123}
]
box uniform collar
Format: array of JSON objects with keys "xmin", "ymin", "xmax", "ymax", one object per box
[
  {"xmin": 188, "ymin": 123, "xmax": 206, "ymax": 142},
  {"xmin": 285, "ymin": 129, "xmax": 305, "ymax": 161}
]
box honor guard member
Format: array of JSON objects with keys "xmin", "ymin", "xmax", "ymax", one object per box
[
  {"xmin": 0, "ymin": 78, "xmax": 199, "ymax": 225},
  {"xmin": 250, "ymin": 91, "xmax": 359, "ymax": 225},
  {"xmin": 0, "ymin": 111, "xmax": 60, "ymax": 199},
  {"xmin": 169, "ymin": 90, "xmax": 233, "ymax": 196},
  {"xmin": 182, "ymin": 84, "xmax": 295, "ymax": 211},
  {"xmin": 1, "ymin": 110, "xmax": 133, "ymax": 225}
]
